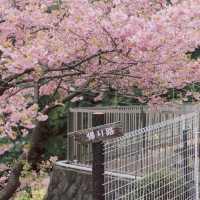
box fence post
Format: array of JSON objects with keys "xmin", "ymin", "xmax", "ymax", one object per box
[
  {"xmin": 141, "ymin": 108, "xmax": 146, "ymax": 172},
  {"xmin": 194, "ymin": 117, "xmax": 199, "ymax": 200},
  {"xmin": 92, "ymin": 112, "xmax": 105, "ymax": 200},
  {"xmin": 183, "ymin": 129, "xmax": 189, "ymax": 199}
]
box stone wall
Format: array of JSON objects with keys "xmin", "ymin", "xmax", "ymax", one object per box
[{"xmin": 44, "ymin": 165, "xmax": 93, "ymax": 200}]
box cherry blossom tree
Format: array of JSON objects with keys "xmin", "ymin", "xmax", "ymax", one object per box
[{"xmin": 0, "ymin": 0, "xmax": 200, "ymax": 199}]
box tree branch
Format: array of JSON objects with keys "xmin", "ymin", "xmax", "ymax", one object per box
[
  {"xmin": 0, "ymin": 153, "xmax": 26, "ymax": 200},
  {"xmin": 48, "ymin": 49, "xmax": 117, "ymax": 72}
]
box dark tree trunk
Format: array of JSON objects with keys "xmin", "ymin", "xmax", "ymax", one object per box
[
  {"xmin": 28, "ymin": 121, "xmax": 50, "ymax": 170},
  {"xmin": 0, "ymin": 154, "xmax": 25, "ymax": 200}
]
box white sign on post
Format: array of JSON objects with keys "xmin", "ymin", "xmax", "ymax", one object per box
[{"xmin": 70, "ymin": 122, "xmax": 123, "ymax": 143}]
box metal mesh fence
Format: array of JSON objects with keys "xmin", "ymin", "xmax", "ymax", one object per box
[
  {"xmin": 104, "ymin": 112, "xmax": 199, "ymax": 200},
  {"xmin": 67, "ymin": 106, "xmax": 179, "ymax": 164}
]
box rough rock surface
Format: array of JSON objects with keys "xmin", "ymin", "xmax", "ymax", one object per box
[{"xmin": 44, "ymin": 165, "xmax": 93, "ymax": 200}]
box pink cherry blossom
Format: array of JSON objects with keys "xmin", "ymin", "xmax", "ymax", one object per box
[{"xmin": 0, "ymin": 0, "xmax": 199, "ymax": 136}]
